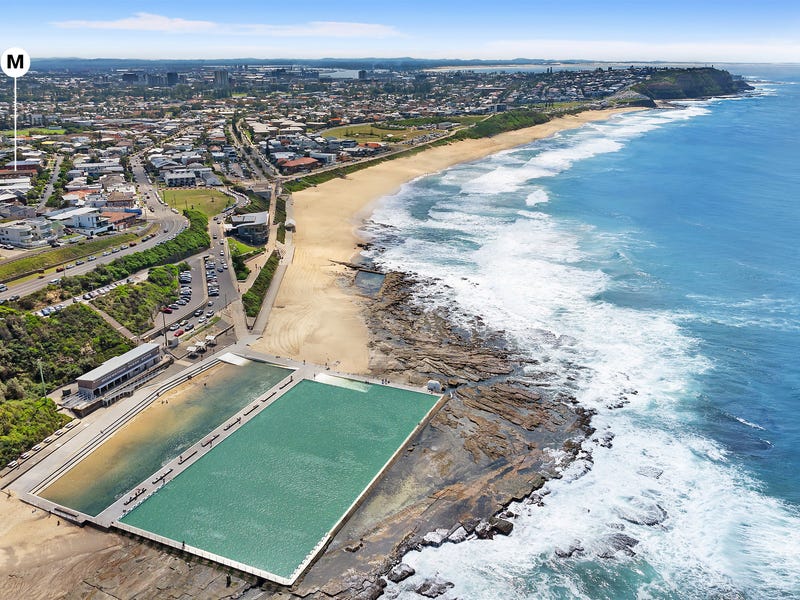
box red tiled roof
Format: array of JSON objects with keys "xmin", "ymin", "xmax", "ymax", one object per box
[{"xmin": 281, "ymin": 157, "xmax": 318, "ymax": 168}]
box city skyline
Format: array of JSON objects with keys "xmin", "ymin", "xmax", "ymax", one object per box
[{"xmin": 2, "ymin": 0, "xmax": 799, "ymax": 63}]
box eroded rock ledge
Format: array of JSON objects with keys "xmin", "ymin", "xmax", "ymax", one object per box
[
  {"xmin": 279, "ymin": 272, "xmax": 593, "ymax": 599},
  {"xmin": 2, "ymin": 272, "xmax": 594, "ymax": 600}
]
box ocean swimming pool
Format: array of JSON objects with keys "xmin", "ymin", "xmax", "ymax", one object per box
[
  {"xmin": 119, "ymin": 377, "xmax": 440, "ymax": 581},
  {"xmin": 41, "ymin": 359, "xmax": 292, "ymax": 516}
]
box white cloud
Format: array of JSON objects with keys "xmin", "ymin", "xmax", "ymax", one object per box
[
  {"xmin": 53, "ymin": 13, "xmax": 216, "ymax": 33},
  {"xmin": 52, "ymin": 13, "xmax": 401, "ymax": 39},
  {"xmin": 481, "ymin": 38, "xmax": 800, "ymax": 63}
]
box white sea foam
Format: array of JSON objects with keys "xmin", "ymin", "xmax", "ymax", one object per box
[
  {"xmin": 734, "ymin": 416, "xmax": 766, "ymax": 431},
  {"xmin": 525, "ymin": 188, "xmax": 550, "ymax": 206},
  {"xmin": 685, "ymin": 294, "xmax": 800, "ymax": 331},
  {"xmin": 368, "ymin": 107, "xmax": 800, "ymax": 599}
]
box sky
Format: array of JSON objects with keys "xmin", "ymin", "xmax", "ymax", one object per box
[{"xmin": 2, "ymin": 0, "xmax": 799, "ymax": 63}]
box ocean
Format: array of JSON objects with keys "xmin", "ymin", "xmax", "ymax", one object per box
[{"xmin": 363, "ymin": 65, "xmax": 800, "ymax": 599}]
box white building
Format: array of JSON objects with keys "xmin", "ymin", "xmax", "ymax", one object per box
[
  {"xmin": 47, "ymin": 206, "xmax": 112, "ymax": 235},
  {"xmin": 73, "ymin": 160, "xmax": 123, "ymax": 175},
  {"xmin": 0, "ymin": 218, "xmax": 55, "ymax": 248},
  {"xmin": 164, "ymin": 170, "xmax": 197, "ymax": 187}
]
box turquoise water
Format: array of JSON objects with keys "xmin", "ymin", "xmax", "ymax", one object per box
[
  {"xmin": 120, "ymin": 379, "xmax": 439, "ymax": 579},
  {"xmin": 42, "ymin": 360, "xmax": 292, "ymax": 516},
  {"xmin": 366, "ymin": 65, "xmax": 800, "ymax": 598}
]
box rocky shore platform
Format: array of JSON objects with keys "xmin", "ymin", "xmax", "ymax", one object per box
[
  {"xmin": 0, "ymin": 272, "xmax": 593, "ymax": 600},
  {"xmin": 273, "ymin": 272, "xmax": 593, "ymax": 599}
]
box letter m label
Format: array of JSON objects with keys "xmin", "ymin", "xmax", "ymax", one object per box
[{"xmin": 7, "ymin": 54, "xmax": 24, "ymax": 70}]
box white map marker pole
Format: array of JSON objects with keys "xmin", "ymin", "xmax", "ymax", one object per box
[{"xmin": 2, "ymin": 48, "xmax": 31, "ymax": 172}]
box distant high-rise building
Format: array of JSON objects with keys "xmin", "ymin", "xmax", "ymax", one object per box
[
  {"xmin": 213, "ymin": 69, "xmax": 231, "ymax": 97},
  {"xmin": 121, "ymin": 73, "xmax": 138, "ymax": 83},
  {"xmin": 146, "ymin": 73, "xmax": 167, "ymax": 86},
  {"xmin": 214, "ymin": 70, "xmax": 230, "ymax": 90},
  {"xmin": 166, "ymin": 72, "xmax": 179, "ymax": 86}
]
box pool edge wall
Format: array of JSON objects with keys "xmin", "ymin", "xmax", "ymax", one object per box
[{"xmin": 115, "ymin": 386, "xmax": 448, "ymax": 587}]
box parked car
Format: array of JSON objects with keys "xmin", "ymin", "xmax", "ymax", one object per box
[
  {"xmin": 174, "ymin": 329, "xmax": 185, "ymax": 337},
  {"xmin": 206, "ymin": 310, "xmax": 214, "ymax": 318},
  {"xmin": 194, "ymin": 309, "xmax": 204, "ymax": 317},
  {"xmin": 161, "ymin": 306, "xmax": 173, "ymax": 314},
  {"xmin": 169, "ymin": 323, "xmax": 180, "ymax": 331}
]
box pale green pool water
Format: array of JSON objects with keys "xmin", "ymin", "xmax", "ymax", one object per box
[
  {"xmin": 42, "ymin": 360, "xmax": 292, "ymax": 516},
  {"xmin": 120, "ymin": 378, "xmax": 438, "ymax": 579}
]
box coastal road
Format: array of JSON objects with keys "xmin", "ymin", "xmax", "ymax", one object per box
[
  {"xmin": 1, "ymin": 158, "xmax": 188, "ymax": 301},
  {"xmin": 1, "ymin": 210, "xmax": 187, "ymax": 301}
]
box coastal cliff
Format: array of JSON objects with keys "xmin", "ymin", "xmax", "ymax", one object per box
[{"xmin": 632, "ymin": 67, "xmax": 753, "ymax": 100}]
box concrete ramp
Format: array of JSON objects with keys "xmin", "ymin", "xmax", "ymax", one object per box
[
  {"xmin": 314, "ymin": 373, "xmax": 370, "ymax": 393},
  {"xmin": 217, "ymin": 352, "xmax": 251, "ymax": 366}
]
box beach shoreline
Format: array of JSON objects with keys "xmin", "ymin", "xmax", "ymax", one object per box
[
  {"xmin": 0, "ymin": 106, "xmax": 640, "ymax": 599},
  {"xmin": 252, "ymin": 107, "xmax": 640, "ymax": 369}
]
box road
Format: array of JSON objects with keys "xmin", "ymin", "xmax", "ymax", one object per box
[
  {"xmin": 1, "ymin": 210, "xmax": 187, "ymax": 301},
  {"xmin": 3, "ymin": 135, "xmax": 245, "ymax": 322},
  {"xmin": 37, "ymin": 154, "xmax": 63, "ymax": 210},
  {"xmin": 1, "ymin": 161, "xmax": 189, "ymax": 301}
]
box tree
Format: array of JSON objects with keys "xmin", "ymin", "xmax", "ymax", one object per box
[{"xmin": 6, "ymin": 378, "xmax": 25, "ymax": 400}]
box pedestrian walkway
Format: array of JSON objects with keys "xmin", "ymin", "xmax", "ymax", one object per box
[
  {"xmin": 94, "ymin": 365, "xmax": 309, "ymax": 527},
  {"xmin": 91, "ymin": 304, "xmax": 137, "ymax": 340}
]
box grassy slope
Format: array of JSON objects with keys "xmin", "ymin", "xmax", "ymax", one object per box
[{"xmin": 0, "ymin": 303, "xmax": 133, "ymax": 464}]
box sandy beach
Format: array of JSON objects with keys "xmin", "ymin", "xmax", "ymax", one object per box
[
  {"xmin": 254, "ymin": 107, "xmax": 638, "ymax": 371},
  {"xmin": 0, "ymin": 107, "xmax": 636, "ymax": 597},
  {"xmin": 0, "ymin": 493, "xmax": 122, "ymax": 598}
]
